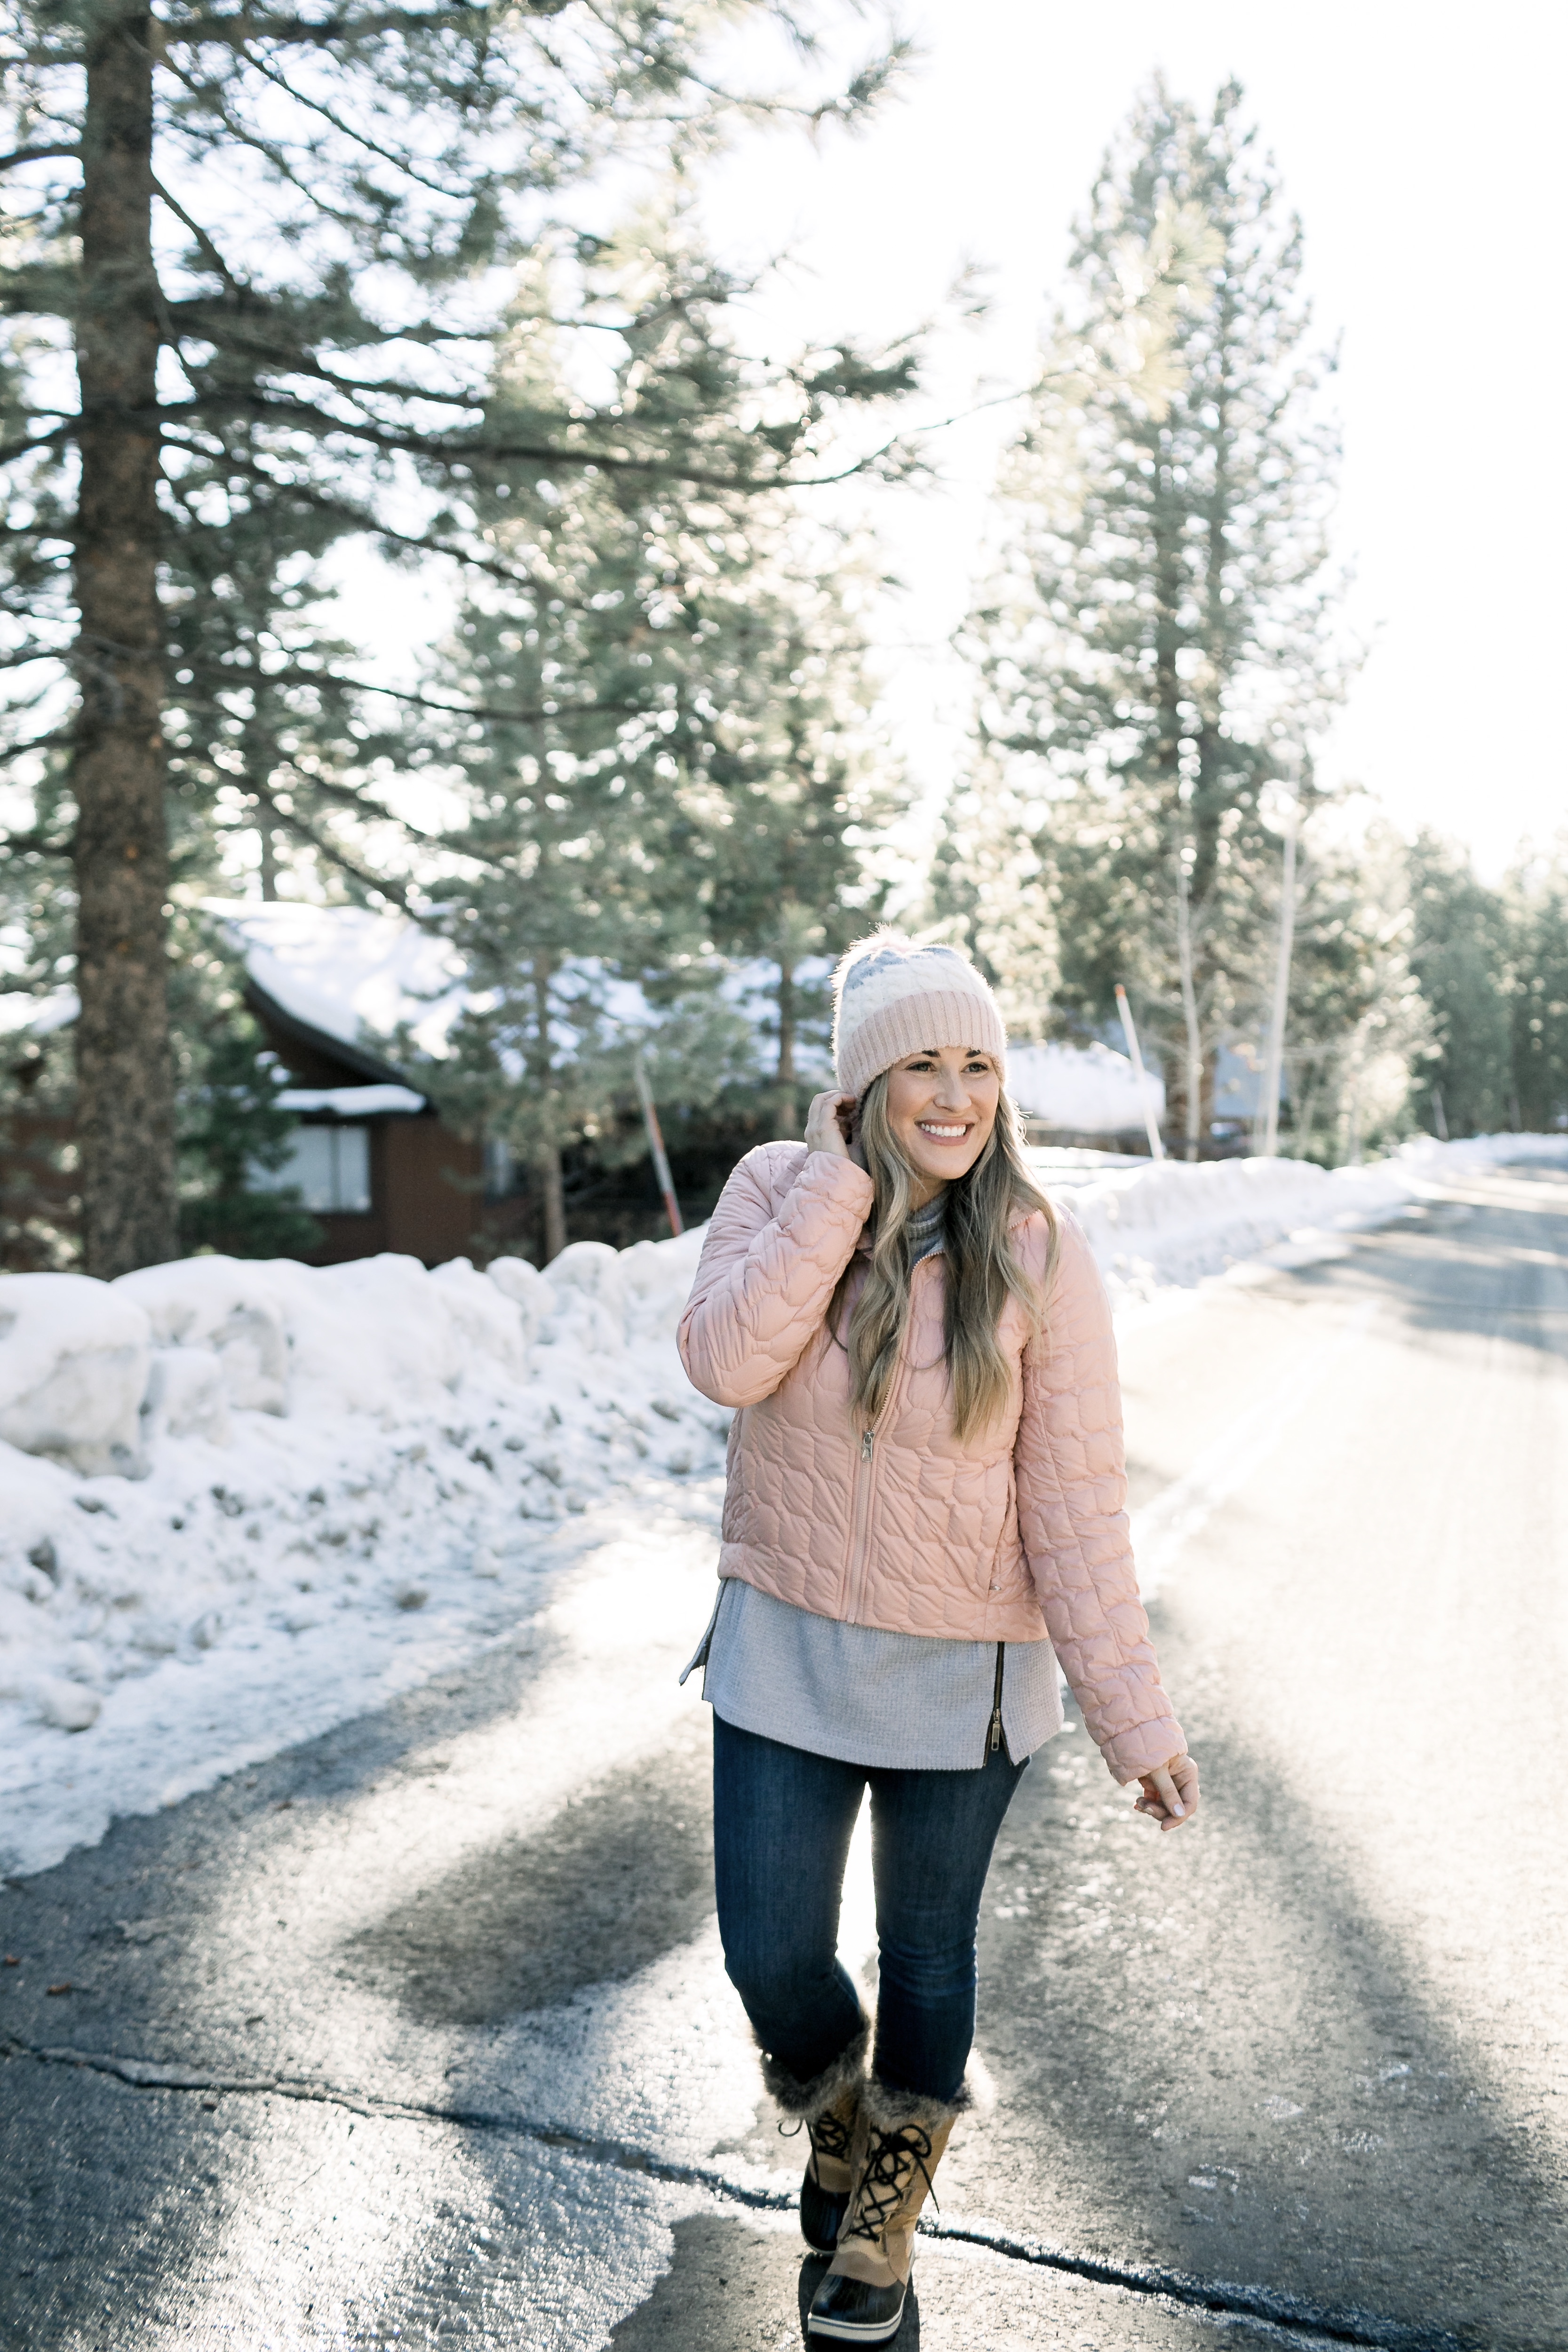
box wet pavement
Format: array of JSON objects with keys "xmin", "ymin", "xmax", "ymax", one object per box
[{"xmin": 3, "ymin": 1164, "xmax": 1566, "ymax": 2350}]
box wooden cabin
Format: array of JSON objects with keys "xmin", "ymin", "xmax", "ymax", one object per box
[{"xmin": 244, "ymin": 974, "xmax": 484, "ymax": 1268}]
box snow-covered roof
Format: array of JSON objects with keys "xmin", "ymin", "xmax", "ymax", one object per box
[
  {"xmin": 206, "ymin": 901, "xmax": 1154, "ymax": 1128},
  {"xmin": 1006, "ymin": 1039, "xmax": 1165, "ymax": 1136},
  {"xmin": 276, "ymin": 1084, "xmax": 427, "ymax": 1117},
  {"xmin": 206, "ymin": 899, "xmax": 836, "ymax": 1080},
  {"xmin": 204, "ymin": 900, "xmax": 468, "ymax": 1063}
]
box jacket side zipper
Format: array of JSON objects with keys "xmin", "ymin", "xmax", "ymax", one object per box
[
  {"xmin": 844, "ymin": 1425, "xmax": 878, "ymax": 1621},
  {"xmin": 987, "ymin": 1642, "xmax": 1006, "ymax": 1759}
]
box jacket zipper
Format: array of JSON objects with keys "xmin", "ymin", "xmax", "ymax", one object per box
[
  {"xmin": 843, "ymin": 1259, "xmax": 931, "ymax": 1623},
  {"xmin": 987, "ymin": 1642, "xmax": 1006, "ymax": 1759}
]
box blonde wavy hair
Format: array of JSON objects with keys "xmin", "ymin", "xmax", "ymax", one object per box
[{"xmin": 831, "ymin": 1072, "xmax": 1058, "ymax": 1443}]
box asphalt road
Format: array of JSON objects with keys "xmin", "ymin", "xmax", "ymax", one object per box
[{"xmin": 3, "ymin": 1161, "xmax": 1565, "ymax": 2352}]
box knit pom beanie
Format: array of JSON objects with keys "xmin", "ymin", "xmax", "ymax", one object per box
[{"xmin": 832, "ymin": 933, "xmax": 1008, "ymax": 1100}]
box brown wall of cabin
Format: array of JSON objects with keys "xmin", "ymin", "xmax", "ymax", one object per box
[{"xmin": 294, "ymin": 1114, "xmax": 483, "ymax": 1270}]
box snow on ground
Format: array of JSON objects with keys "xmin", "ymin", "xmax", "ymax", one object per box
[
  {"xmin": 1034, "ymin": 1128, "xmax": 1568, "ymax": 1303},
  {"xmin": 3, "ymin": 1130, "xmax": 1565, "ymax": 1880},
  {"xmin": 0, "ymin": 1232, "xmax": 729, "ymax": 1876}
]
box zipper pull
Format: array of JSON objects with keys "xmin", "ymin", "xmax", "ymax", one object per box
[
  {"xmin": 989, "ymin": 1708, "xmax": 1002, "ymax": 1754},
  {"xmin": 860, "ymin": 1429, "xmax": 874, "ymax": 1462}
]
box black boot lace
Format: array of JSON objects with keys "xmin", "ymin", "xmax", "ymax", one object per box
[
  {"xmin": 778, "ymin": 2109, "xmax": 855, "ymax": 2180},
  {"xmin": 842, "ymin": 2122, "xmax": 939, "ymax": 2245}
]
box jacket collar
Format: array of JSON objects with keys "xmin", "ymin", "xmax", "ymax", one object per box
[{"xmin": 851, "ymin": 1192, "xmax": 1040, "ymax": 1255}]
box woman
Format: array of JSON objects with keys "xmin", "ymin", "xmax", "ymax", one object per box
[{"xmin": 678, "ymin": 934, "xmax": 1198, "ymax": 2346}]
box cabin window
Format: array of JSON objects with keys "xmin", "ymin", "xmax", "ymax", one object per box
[{"xmin": 260, "ymin": 1123, "xmax": 372, "ymax": 1214}]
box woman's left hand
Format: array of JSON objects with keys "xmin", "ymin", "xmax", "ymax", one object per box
[{"xmin": 1133, "ymin": 1751, "xmax": 1200, "ymax": 1833}]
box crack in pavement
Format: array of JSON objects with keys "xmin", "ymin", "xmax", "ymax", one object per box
[{"xmin": 4, "ymin": 2036, "xmax": 1458, "ymax": 2352}]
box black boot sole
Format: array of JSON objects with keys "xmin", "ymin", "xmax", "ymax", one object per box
[{"xmin": 806, "ymin": 2279, "xmax": 907, "ymax": 2342}]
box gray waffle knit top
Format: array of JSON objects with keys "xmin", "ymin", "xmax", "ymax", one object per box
[{"xmin": 680, "ymin": 1190, "xmax": 1066, "ymax": 1771}]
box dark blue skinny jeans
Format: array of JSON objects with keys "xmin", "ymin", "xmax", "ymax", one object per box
[{"xmin": 712, "ymin": 1712, "xmax": 1027, "ymax": 2105}]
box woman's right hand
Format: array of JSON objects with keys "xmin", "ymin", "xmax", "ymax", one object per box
[{"xmin": 804, "ymin": 1089, "xmax": 864, "ymax": 1168}]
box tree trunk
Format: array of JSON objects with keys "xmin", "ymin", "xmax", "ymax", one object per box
[
  {"xmin": 537, "ymin": 1141, "xmax": 566, "ymax": 1263},
  {"xmin": 258, "ymin": 812, "xmax": 279, "ymax": 900},
  {"xmin": 73, "ymin": 6, "xmax": 175, "ymax": 1276},
  {"xmin": 528, "ymin": 950, "xmax": 566, "ymax": 1260},
  {"xmin": 1175, "ymin": 848, "xmax": 1202, "ymax": 1161},
  {"xmin": 773, "ymin": 958, "xmax": 797, "ymax": 1138}
]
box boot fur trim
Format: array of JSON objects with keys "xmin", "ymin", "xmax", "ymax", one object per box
[
  {"xmin": 758, "ymin": 2020, "xmax": 870, "ymax": 2121},
  {"xmin": 861, "ymin": 2066, "xmax": 978, "ymax": 2136}
]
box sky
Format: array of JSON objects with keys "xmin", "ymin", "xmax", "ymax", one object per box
[{"xmin": 687, "ymin": 0, "xmax": 1568, "ymax": 879}]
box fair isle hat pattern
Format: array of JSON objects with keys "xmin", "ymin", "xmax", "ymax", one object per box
[{"xmin": 832, "ymin": 933, "xmax": 1009, "ymax": 1101}]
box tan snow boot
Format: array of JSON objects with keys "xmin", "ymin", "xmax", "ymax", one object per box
[
  {"xmin": 798, "ymin": 2077, "xmax": 862, "ymax": 2253},
  {"xmin": 758, "ymin": 2023, "xmax": 869, "ymax": 2256},
  {"xmin": 806, "ymin": 2082, "xmax": 956, "ymax": 2344}
]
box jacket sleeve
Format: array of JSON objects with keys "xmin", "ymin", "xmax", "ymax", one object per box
[
  {"xmin": 1014, "ymin": 1208, "xmax": 1185, "ymax": 1784},
  {"xmin": 678, "ymin": 1147, "xmax": 875, "ymax": 1409}
]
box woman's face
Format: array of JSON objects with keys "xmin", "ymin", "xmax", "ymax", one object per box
[{"xmin": 881, "ymin": 1045, "xmax": 1002, "ymax": 1196}]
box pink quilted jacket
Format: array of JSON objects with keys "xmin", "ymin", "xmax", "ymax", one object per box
[{"xmin": 678, "ymin": 1142, "xmax": 1183, "ymax": 1784}]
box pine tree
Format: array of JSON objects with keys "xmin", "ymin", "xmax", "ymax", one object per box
[
  {"xmin": 1405, "ymin": 831, "xmax": 1515, "ymax": 1139},
  {"xmin": 1279, "ymin": 818, "xmax": 1429, "ymax": 1162},
  {"xmin": 0, "ymin": 0, "xmax": 908, "ymax": 1273},
  {"xmin": 684, "ymin": 548, "xmax": 903, "ymax": 1136},
  {"xmin": 412, "ymin": 222, "xmax": 908, "ymax": 1253},
  {"xmin": 952, "ymin": 79, "xmax": 1346, "ymax": 1152},
  {"xmin": 1508, "ymin": 839, "xmax": 1568, "ymax": 1135}
]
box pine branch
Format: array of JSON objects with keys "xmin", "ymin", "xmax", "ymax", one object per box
[
  {"xmin": 0, "ymin": 143, "xmax": 81, "ymax": 172},
  {"xmin": 152, "ymin": 177, "xmax": 242, "ymax": 289},
  {"xmin": 156, "ymin": 384, "xmax": 912, "ymax": 492},
  {"xmin": 0, "ymin": 827, "xmax": 74, "ymax": 857},
  {"xmin": 158, "ymin": 8, "xmax": 516, "ymax": 51},
  {"xmin": 247, "ymin": 664, "xmax": 664, "ymax": 726},
  {"xmin": 245, "ymin": 775, "xmax": 415, "ymax": 906},
  {"xmin": 157, "ymin": 431, "xmax": 570, "ymax": 594},
  {"xmin": 240, "ymin": 44, "xmax": 485, "ymax": 197}
]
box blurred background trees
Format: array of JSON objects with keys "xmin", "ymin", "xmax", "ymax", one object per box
[
  {"xmin": 0, "ymin": 34, "xmax": 1562, "ymax": 1275},
  {"xmin": 946, "ymin": 78, "xmax": 1348, "ymax": 1158},
  {"xmin": 0, "ymin": 0, "xmax": 911, "ymax": 1272}
]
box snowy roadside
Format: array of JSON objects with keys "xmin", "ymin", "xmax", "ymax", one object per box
[
  {"xmin": 1035, "ymin": 1127, "xmax": 1568, "ymax": 1305},
  {"xmin": 2, "ymin": 1130, "xmax": 1563, "ymax": 1881},
  {"xmin": 0, "ymin": 1232, "xmax": 729, "ymax": 1877}
]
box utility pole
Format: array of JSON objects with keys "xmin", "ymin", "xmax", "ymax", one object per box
[
  {"xmin": 1258, "ymin": 756, "xmax": 1301, "ymax": 1159},
  {"xmin": 634, "ymin": 1054, "xmax": 685, "ymax": 1238},
  {"xmin": 1114, "ymin": 985, "xmax": 1166, "ymax": 1161}
]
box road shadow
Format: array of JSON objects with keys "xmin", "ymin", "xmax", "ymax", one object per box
[
  {"xmin": 1293, "ymin": 1169, "xmax": 1568, "ymax": 1367},
  {"xmin": 977, "ymin": 1695, "xmax": 1568, "ymax": 2348},
  {"xmin": 336, "ymin": 1726, "xmax": 714, "ymax": 2023}
]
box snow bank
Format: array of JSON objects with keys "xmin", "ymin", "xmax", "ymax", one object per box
[
  {"xmin": 1040, "ymin": 1130, "xmax": 1568, "ymax": 1300},
  {"xmin": 0, "ymin": 1231, "xmax": 725, "ymax": 1875},
  {"xmin": 0, "ymin": 1273, "xmax": 152, "ymax": 1477}
]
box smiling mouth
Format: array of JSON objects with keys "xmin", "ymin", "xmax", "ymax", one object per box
[{"xmin": 916, "ymin": 1121, "xmax": 971, "ymax": 1142}]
